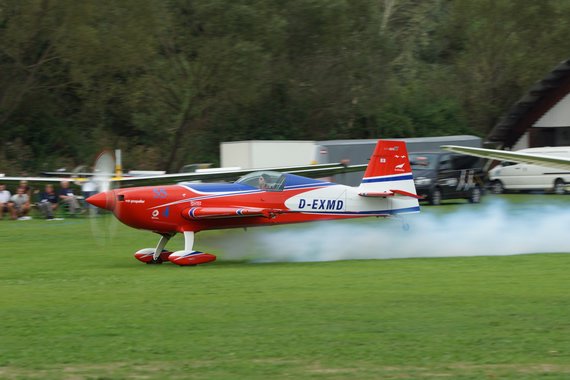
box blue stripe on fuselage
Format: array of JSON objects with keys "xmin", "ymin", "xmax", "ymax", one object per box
[
  {"xmin": 179, "ymin": 182, "xmax": 256, "ymax": 193},
  {"xmin": 282, "ymin": 174, "xmax": 332, "ymax": 188},
  {"xmin": 361, "ymin": 174, "xmax": 413, "ymax": 183},
  {"xmin": 284, "ymin": 183, "xmax": 334, "ymax": 190},
  {"xmin": 301, "ymin": 206, "xmax": 420, "ymax": 215}
]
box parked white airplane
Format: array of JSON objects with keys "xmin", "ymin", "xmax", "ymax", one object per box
[
  {"xmin": 0, "ymin": 150, "xmax": 366, "ymax": 189},
  {"xmin": 441, "ymin": 145, "xmax": 570, "ymax": 171}
]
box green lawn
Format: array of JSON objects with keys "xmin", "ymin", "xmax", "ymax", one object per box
[{"xmin": 1, "ymin": 195, "xmax": 570, "ymax": 379}]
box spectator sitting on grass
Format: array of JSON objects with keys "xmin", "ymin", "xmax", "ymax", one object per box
[
  {"xmin": 38, "ymin": 184, "xmax": 59, "ymax": 220},
  {"xmin": 19, "ymin": 180, "xmax": 32, "ymax": 198},
  {"xmin": 58, "ymin": 180, "xmax": 81, "ymax": 215},
  {"xmin": 8, "ymin": 186, "xmax": 31, "ymax": 220},
  {"xmin": 0, "ymin": 184, "xmax": 11, "ymax": 220}
]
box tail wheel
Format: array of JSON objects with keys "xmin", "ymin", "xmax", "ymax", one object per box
[
  {"xmin": 491, "ymin": 180, "xmax": 504, "ymax": 194},
  {"xmin": 429, "ymin": 188, "xmax": 442, "ymax": 206},
  {"xmin": 468, "ymin": 186, "xmax": 482, "ymax": 204},
  {"xmin": 554, "ymin": 179, "xmax": 566, "ymax": 195}
]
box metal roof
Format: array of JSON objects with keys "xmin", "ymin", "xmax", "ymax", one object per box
[{"xmin": 487, "ymin": 59, "xmax": 570, "ymax": 148}]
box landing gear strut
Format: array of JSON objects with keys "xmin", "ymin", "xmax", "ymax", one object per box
[
  {"xmin": 152, "ymin": 233, "xmax": 175, "ymax": 261},
  {"xmin": 134, "ymin": 232, "xmax": 175, "ymax": 264}
]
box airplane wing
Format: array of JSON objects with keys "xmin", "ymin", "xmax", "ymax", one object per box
[
  {"xmin": 183, "ymin": 206, "xmax": 283, "ymax": 219},
  {"xmin": 0, "ymin": 176, "xmax": 74, "ymax": 185},
  {"xmin": 0, "ymin": 163, "xmax": 368, "ymax": 188},
  {"xmin": 107, "ymin": 163, "xmax": 368, "ymax": 187},
  {"xmin": 441, "ymin": 145, "xmax": 570, "ymax": 171}
]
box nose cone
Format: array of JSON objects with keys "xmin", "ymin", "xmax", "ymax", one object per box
[{"xmin": 86, "ymin": 191, "xmax": 115, "ymax": 211}]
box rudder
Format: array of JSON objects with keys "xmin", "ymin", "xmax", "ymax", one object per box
[{"xmin": 359, "ymin": 140, "xmax": 417, "ymax": 196}]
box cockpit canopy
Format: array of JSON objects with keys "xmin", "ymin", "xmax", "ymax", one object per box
[{"xmin": 235, "ymin": 171, "xmax": 286, "ymax": 191}]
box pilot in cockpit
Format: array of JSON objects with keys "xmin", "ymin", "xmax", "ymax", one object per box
[{"xmin": 258, "ymin": 174, "xmax": 270, "ymax": 189}]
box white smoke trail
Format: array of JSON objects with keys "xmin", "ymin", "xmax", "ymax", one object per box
[{"xmin": 203, "ymin": 198, "xmax": 570, "ymax": 262}]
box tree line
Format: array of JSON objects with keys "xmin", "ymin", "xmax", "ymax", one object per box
[{"xmin": 1, "ymin": 0, "xmax": 569, "ymax": 174}]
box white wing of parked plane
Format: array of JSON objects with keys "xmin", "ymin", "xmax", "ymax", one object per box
[
  {"xmin": 0, "ymin": 162, "xmax": 367, "ymax": 188},
  {"xmin": 441, "ymin": 145, "xmax": 570, "ymax": 171}
]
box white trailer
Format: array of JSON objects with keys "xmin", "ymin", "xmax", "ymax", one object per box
[
  {"xmin": 220, "ymin": 136, "xmax": 482, "ymax": 185},
  {"xmin": 221, "ymin": 140, "xmax": 318, "ymax": 169}
]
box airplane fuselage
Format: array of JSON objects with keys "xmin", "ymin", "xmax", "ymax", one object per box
[
  {"xmin": 86, "ymin": 140, "xmax": 421, "ymax": 265},
  {"xmin": 93, "ymin": 177, "xmax": 418, "ymax": 234}
]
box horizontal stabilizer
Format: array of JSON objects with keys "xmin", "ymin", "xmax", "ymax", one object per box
[
  {"xmin": 182, "ymin": 206, "xmax": 283, "ymax": 220},
  {"xmin": 359, "ymin": 189, "xmax": 423, "ymax": 199}
]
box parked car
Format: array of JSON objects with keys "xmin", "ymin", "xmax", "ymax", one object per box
[
  {"xmin": 410, "ymin": 152, "xmax": 485, "ymax": 205},
  {"xmin": 488, "ymin": 146, "xmax": 570, "ymax": 194}
]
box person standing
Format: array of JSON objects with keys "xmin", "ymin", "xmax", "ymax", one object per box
[{"xmin": 81, "ymin": 178, "xmax": 98, "ymax": 213}]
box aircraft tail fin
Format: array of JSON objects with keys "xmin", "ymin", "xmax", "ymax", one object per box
[{"xmin": 358, "ymin": 140, "xmax": 418, "ymax": 197}]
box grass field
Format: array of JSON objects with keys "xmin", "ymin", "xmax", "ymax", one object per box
[{"xmin": 1, "ymin": 195, "xmax": 570, "ymax": 379}]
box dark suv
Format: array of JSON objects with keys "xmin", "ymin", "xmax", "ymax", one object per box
[{"xmin": 410, "ymin": 152, "xmax": 485, "ymax": 205}]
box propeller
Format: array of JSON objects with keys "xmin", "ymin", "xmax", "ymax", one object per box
[
  {"xmin": 90, "ymin": 150, "xmax": 119, "ymax": 247},
  {"xmin": 93, "ymin": 150, "xmax": 115, "ymax": 193}
]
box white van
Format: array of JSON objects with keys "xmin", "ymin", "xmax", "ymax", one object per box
[{"xmin": 488, "ymin": 147, "xmax": 570, "ymax": 194}]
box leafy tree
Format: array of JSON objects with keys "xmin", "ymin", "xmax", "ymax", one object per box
[
  {"xmin": 445, "ymin": 0, "xmax": 570, "ymax": 134},
  {"xmin": 2, "ymin": 0, "xmax": 570, "ymax": 174}
]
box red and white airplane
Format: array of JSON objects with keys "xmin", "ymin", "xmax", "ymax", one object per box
[{"xmin": 86, "ymin": 140, "xmax": 421, "ymax": 266}]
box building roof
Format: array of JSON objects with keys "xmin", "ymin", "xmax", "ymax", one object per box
[{"xmin": 487, "ymin": 59, "xmax": 570, "ymax": 148}]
